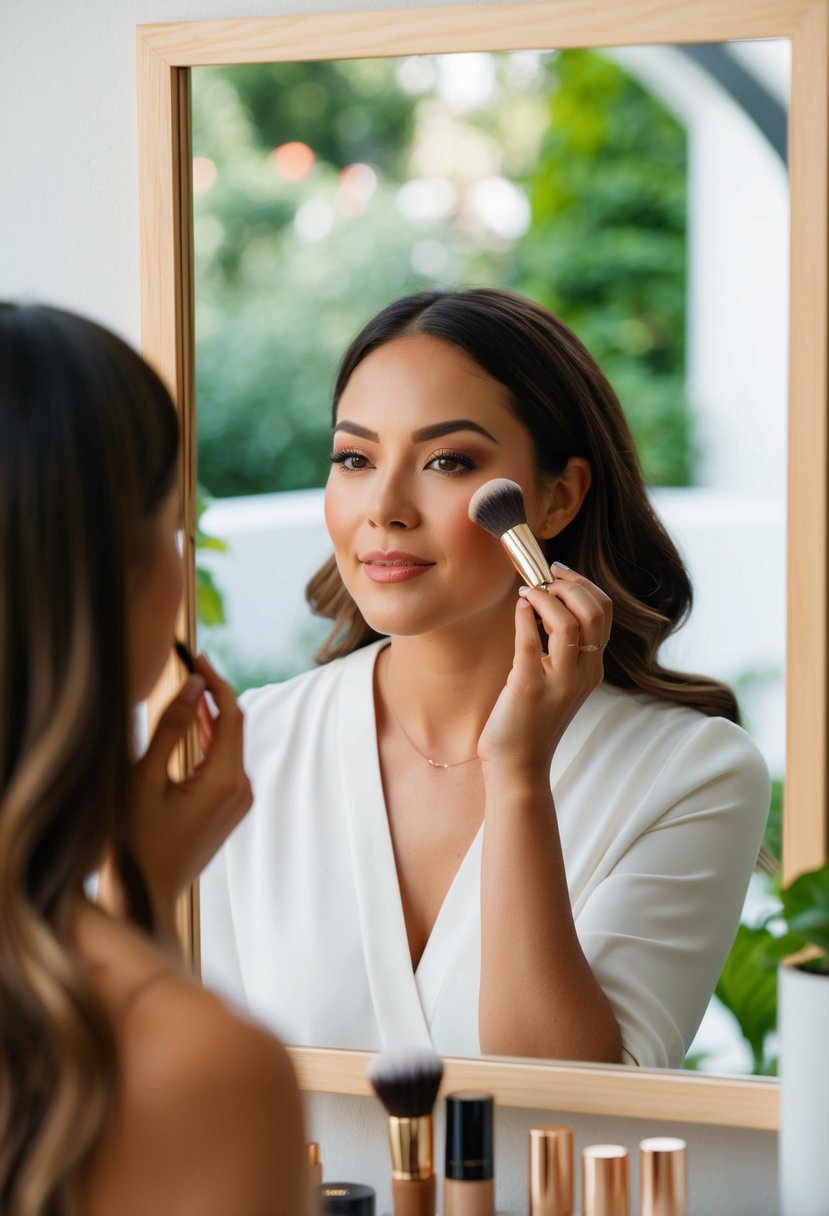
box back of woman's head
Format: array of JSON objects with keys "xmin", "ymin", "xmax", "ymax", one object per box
[
  {"xmin": 309, "ymin": 287, "xmax": 737, "ymax": 721},
  {"xmin": 0, "ymin": 302, "xmax": 178, "ymax": 1215}
]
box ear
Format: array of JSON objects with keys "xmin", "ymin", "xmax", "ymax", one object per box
[{"xmin": 536, "ymin": 457, "xmax": 592, "ymax": 539}]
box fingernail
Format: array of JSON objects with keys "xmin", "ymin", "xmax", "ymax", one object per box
[
  {"xmin": 517, "ymin": 596, "xmax": 533, "ymax": 609},
  {"xmin": 552, "ymin": 561, "xmax": 570, "ymax": 571},
  {"xmin": 181, "ymin": 674, "xmax": 205, "ymax": 703},
  {"xmin": 518, "ymin": 585, "xmax": 530, "ymax": 598}
]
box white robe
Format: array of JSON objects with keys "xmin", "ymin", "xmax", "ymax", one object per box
[{"xmin": 200, "ymin": 639, "xmax": 770, "ymax": 1068}]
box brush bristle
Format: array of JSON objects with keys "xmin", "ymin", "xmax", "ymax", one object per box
[
  {"xmin": 366, "ymin": 1047, "xmax": 444, "ymax": 1118},
  {"xmin": 468, "ymin": 478, "xmax": 528, "ymax": 538}
]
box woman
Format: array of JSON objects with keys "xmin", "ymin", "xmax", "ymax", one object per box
[
  {"xmin": 0, "ymin": 303, "xmax": 306, "ymax": 1216},
  {"xmin": 201, "ymin": 288, "xmax": 770, "ymax": 1069}
]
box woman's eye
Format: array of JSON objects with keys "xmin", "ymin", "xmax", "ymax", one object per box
[
  {"xmin": 426, "ymin": 451, "xmax": 476, "ymax": 474},
  {"xmin": 329, "ymin": 449, "xmax": 371, "ymax": 471}
]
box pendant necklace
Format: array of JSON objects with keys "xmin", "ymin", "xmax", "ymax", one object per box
[{"xmin": 382, "ymin": 671, "xmax": 479, "ymax": 769}]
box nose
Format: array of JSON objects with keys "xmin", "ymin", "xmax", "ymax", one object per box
[{"xmin": 368, "ymin": 469, "xmax": 419, "ymax": 530}]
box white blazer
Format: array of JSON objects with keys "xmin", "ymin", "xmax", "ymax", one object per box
[{"xmin": 200, "ymin": 639, "xmax": 770, "ymax": 1068}]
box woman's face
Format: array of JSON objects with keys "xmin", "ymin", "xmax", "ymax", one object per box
[
  {"xmin": 127, "ymin": 486, "xmax": 184, "ymax": 705},
  {"xmin": 325, "ymin": 333, "xmax": 552, "ymax": 639}
]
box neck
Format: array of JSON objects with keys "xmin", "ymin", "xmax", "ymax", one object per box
[{"xmin": 378, "ymin": 606, "xmax": 517, "ymax": 749}]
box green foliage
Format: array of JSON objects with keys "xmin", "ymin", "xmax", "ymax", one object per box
[
  {"xmin": 218, "ymin": 60, "xmax": 416, "ymax": 176},
  {"xmin": 714, "ymin": 923, "xmax": 779, "ymax": 1075},
  {"xmin": 193, "ymin": 50, "xmax": 692, "ymax": 498},
  {"xmin": 703, "ymin": 860, "xmax": 829, "ymax": 1076},
  {"xmin": 195, "ymin": 484, "xmax": 227, "ymax": 627},
  {"xmin": 512, "ymin": 51, "xmax": 691, "ymax": 486},
  {"xmin": 760, "ymin": 863, "xmax": 829, "ymax": 969}
]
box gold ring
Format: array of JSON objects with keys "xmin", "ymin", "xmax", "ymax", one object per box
[{"xmin": 578, "ymin": 644, "xmax": 601, "ymax": 653}]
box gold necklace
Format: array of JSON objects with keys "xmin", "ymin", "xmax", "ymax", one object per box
[{"xmin": 382, "ymin": 671, "xmax": 479, "ymax": 770}]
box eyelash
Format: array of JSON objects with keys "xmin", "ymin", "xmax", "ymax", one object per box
[
  {"xmin": 426, "ymin": 449, "xmax": 477, "ymax": 474},
  {"xmin": 328, "ymin": 448, "xmax": 477, "ymax": 475},
  {"xmin": 329, "ymin": 448, "xmax": 369, "ymax": 471}
]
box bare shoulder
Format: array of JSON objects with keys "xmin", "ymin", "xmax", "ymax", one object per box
[{"xmin": 86, "ymin": 966, "xmax": 308, "ymax": 1216}]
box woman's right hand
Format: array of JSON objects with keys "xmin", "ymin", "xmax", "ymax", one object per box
[{"xmin": 100, "ymin": 654, "xmax": 252, "ymax": 943}]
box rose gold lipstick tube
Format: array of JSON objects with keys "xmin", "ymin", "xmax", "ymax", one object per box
[
  {"xmin": 529, "ymin": 1125, "xmax": 573, "ymax": 1216},
  {"xmin": 582, "ymin": 1145, "xmax": 629, "ymax": 1216},
  {"xmin": 386, "ymin": 1114, "xmax": 435, "ymax": 1216},
  {"xmin": 639, "ymin": 1138, "xmax": 687, "ymax": 1216},
  {"xmin": 499, "ymin": 523, "xmax": 553, "ymax": 588}
]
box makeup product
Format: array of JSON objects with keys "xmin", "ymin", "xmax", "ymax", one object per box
[
  {"xmin": 366, "ymin": 1046, "xmax": 443, "ymax": 1216},
  {"xmin": 582, "ymin": 1145, "xmax": 629, "ymax": 1216},
  {"xmin": 174, "ymin": 638, "xmax": 197, "ymax": 673},
  {"xmin": 528, "ymin": 1125, "xmax": 573, "ymax": 1216},
  {"xmin": 316, "ymin": 1182, "xmax": 376, "ymax": 1214},
  {"xmin": 443, "ymin": 1092, "xmax": 495, "ymax": 1216},
  {"xmin": 308, "ymin": 1140, "xmax": 323, "ymax": 1188},
  {"xmin": 638, "ymin": 1138, "xmax": 687, "ymax": 1216},
  {"xmin": 467, "ymin": 478, "xmax": 552, "ymax": 589}
]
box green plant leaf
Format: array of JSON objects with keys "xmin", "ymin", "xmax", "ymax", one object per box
[
  {"xmin": 197, "ymin": 567, "xmax": 227, "ymax": 626},
  {"xmin": 715, "ymin": 923, "xmax": 778, "ymax": 1072},
  {"xmin": 780, "ymin": 863, "xmax": 829, "ymax": 953},
  {"xmin": 754, "ymin": 931, "xmax": 808, "ymax": 969},
  {"xmin": 196, "ymin": 532, "xmax": 228, "ymax": 553}
]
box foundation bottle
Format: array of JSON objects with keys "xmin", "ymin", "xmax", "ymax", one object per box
[
  {"xmin": 443, "ymin": 1092, "xmax": 495, "ymax": 1216},
  {"xmin": 639, "ymin": 1138, "xmax": 687, "ymax": 1216},
  {"xmin": 528, "ymin": 1125, "xmax": 574, "ymax": 1216},
  {"xmin": 581, "ymin": 1145, "xmax": 629, "ymax": 1216}
]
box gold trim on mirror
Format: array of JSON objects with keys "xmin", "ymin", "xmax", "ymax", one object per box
[{"xmin": 138, "ymin": 0, "xmax": 829, "ymax": 1130}]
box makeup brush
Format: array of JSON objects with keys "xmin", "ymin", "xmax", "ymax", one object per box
[
  {"xmin": 366, "ymin": 1046, "xmax": 444, "ymax": 1216},
  {"xmin": 468, "ymin": 478, "xmax": 553, "ymax": 588}
]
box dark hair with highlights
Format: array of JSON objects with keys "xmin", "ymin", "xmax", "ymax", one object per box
[
  {"xmin": 0, "ymin": 303, "xmax": 179, "ymax": 1215},
  {"xmin": 307, "ymin": 287, "xmax": 738, "ymax": 722}
]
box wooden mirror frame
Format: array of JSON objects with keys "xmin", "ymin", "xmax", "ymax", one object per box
[{"xmin": 137, "ymin": 0, "xmax": 828, "ymax": 1131}]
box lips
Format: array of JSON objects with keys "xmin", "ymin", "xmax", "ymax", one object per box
[{"xmin": 360, "ymin": 549, "xmax": 434, "ymax": 584}]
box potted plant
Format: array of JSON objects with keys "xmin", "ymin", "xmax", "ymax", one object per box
[{"xmin": 759, "ymin": 861, "xmax": 829, "ymax": 1216}]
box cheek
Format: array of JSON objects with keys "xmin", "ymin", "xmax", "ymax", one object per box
[
  {"xmin": 447, "ymin": 499, "xmax": 506, "ymax": 575},
  {"xmin": 323, "ymin": 481, "xmax": 347, "ymax": 550}
]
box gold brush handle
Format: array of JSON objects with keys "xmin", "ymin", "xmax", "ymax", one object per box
[{"xmin": 500, "ymin": 523, "xmax": 553, "ymax": 588}]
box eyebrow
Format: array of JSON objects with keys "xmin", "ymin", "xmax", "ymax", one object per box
[{"xmin": 333, "ymin": 419, "xmax": 499, "ymax": 444}]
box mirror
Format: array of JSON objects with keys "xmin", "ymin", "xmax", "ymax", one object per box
[
  {"xmin": 137, "ymin": 0, "xmax": 829, "ymax": 1129},
  {"xmin": 190, "ymin": 39, "xmax": 788, "ymax": 1077}
]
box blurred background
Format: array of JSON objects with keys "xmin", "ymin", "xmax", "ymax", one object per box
[{"xmin": 192, "ymin": 40, "xmax": 789, "ymax": 1076}]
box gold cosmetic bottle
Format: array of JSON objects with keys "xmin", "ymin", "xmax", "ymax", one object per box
[
  {"xmin": 582, "ymin": 1145, "xmax": 629, "ymax": 1216},
  {"xmin": 308, "ymin": 1141, "xmax": 323, "ymax": 1188},
  {"xmin": 639, "ymin": 1138, "xmax": 687, "ymax": 1216},
  {"xmin": 528, "ymin": 1125, "xmax": 574, "ymax": 1216}
]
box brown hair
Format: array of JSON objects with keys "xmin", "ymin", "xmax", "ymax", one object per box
[
  {"xmin": 307, "ymin": 288, "xmax": 738, "ymax": 722},
  {"xmin": 0, "ymin": 303, "xmax": 178, "ymax": 1215}
]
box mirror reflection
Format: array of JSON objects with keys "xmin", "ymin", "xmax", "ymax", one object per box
[{"xmin": 194, "ymin": 41, "xmax": 789, "ymax": 1074}]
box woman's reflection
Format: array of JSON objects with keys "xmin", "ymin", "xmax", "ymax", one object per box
[{"xmin": 200, "ymin": 287, "xmax": 769, "ymax": 1067}]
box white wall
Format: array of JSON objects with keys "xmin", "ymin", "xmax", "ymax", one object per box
[{"xmin": 0, "ymin": 3, "xmax": 781, "ymax": 1211}]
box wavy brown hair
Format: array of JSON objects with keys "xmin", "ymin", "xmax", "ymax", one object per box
[
  {"xmin": 0, "ymin": 303, "xmax": 179, "ymax": 1215},
  {"xmin": 307, "ymin": 288, "xmax": 738, "ymax": 722}
]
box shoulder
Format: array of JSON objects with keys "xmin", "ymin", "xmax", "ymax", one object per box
[
  {"xmin": 588, "ymin": 683, "xmax": 770, "ymax": 817},
  {"xmin": 600, "ymin": 682, "xmax": 767, "ymax": 767},
  {"xmin": 94, "ymin": 968, "xmax": 307, "ymax": 1216}
]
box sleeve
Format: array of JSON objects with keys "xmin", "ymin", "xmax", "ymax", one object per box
[{"xmin": 574, "ymin": 716, "xmax": 771, "ymax": 1069}]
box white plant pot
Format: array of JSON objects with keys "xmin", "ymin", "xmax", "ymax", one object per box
[{"xmin": 779, "ymin": 962, "xmax": 829, "ymax": 1216}]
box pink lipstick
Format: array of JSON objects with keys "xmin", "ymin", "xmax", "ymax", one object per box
[{"xmin": 361, "ymin": 550, "xmax": 434, "ymax": 584}]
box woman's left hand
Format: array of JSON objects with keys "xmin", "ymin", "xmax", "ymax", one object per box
[{"xmin": 479, "ymin": 564, "xmax": 612, "ymax": 773}]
